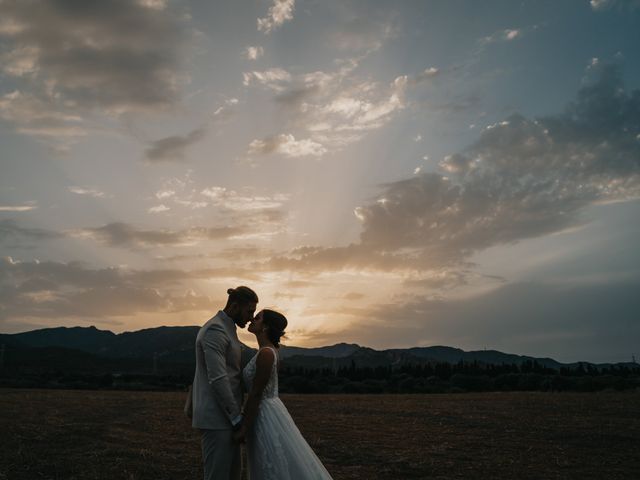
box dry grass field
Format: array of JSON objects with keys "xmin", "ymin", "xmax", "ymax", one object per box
[{"xmin": 1, "ymin": 388, "xmax": 639, "ymax": 479}]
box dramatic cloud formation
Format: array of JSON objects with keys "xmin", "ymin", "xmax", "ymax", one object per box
[
  {"xmin": 357, "ymin": 66, "xmax": 640, "ymax": 259},
  {"xmin": 1, "ymin": 1, "xmax": 638, "ymax": 361},
  {"xmin": 265, "ymin": 65, "xmax": 640, "ymax": 274},
  {"xmin": 0, "ymin": 0, "xmax": 191, "ymax": 146},
  {"xmin": 0, "ymin": 0, "xmax": 188, "ymax": 110}
]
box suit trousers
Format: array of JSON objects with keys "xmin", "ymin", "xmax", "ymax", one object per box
[{"xmin": 200, "ymin": 429, "xmax": 241, "ymax": 480}]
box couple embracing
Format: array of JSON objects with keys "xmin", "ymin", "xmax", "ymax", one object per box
[{"xmin": 188, "ymin": 286, "xmax": 333, "ymax": 480}]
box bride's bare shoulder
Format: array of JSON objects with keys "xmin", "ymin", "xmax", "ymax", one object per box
[{"xmin": 256, "ymin": 346, "xmax": 276, "ymax": 366}]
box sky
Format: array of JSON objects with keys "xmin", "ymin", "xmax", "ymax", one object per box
[{"xmin": 1, "ymin": 0, "xmax": 639, "ymax": 363}]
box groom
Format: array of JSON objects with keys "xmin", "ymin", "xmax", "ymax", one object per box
[{"xmin": 192, "ymin": 286, "xmax": 258, "ymax": 480}]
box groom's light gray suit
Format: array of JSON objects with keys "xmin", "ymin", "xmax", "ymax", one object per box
[{"xmin": 192, "ymin": 310, "xmax": 243, "ymax": 480}]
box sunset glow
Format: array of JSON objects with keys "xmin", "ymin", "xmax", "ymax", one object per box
[{"xmin": 1, "ymin": 0, "xmax": 639, "ymax": 363}]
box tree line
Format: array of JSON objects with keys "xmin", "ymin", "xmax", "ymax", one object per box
[
  {"xmin": 278, "ymin": 359, "xmax": 640, "ymax": 394},
  {"xmin": 2, "ymin": 353, "xmax": 639, "ymax": 393}
]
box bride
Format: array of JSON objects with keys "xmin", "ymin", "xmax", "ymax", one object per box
[{"xmin": 236, "ymin": 309, "xmax": 333, "ymax": 480}]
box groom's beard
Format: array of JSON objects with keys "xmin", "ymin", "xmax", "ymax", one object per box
[
  {"xmin": 225, "ymin": 308, "xmax": 244, "ymax": 328},
  {"xmin": 233, "ymin": 315, "xmax": 247, "ymax": 328}
]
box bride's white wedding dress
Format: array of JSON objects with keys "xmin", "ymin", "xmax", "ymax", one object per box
[{"xmin": 242, "ymin": 346, "xmax": 333, "ymax": 480}]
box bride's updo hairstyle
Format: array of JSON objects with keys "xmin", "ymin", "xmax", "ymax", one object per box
[
  {"xmin": 262, "ymin": 309, "xmax": 287, "ymax": 349},
  {"xmin": 226, "ymin": 286, "xmax": 258, "ymax": 306}
]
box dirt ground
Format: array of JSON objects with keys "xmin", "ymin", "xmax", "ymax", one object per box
[{"xmin": 1, "ymin": 389, "xmax": 639, "ymax": 479}]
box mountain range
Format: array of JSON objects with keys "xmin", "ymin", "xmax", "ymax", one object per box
[{"xmin": 1, "ymin": 325, "xmax": 634, "ymax": 371}]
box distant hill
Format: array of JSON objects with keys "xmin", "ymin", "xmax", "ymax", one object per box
[
  {"xmin": 385, "ymin": 346, "xmax": 565, "ymax": 369},
  {"xmin": 0, "ymin": 325, "xmax": 199, "ymax": 362},
  {"xmin": 2, "ymin": 326, "xmax": 116, "ymax": 353},
  {"xmin": 279, "ymin": 343, "xmax": 361, "ymax": 359},
  {"xmin": 0, "ymin": 325, "xmax": 633, "ymax": 371}
]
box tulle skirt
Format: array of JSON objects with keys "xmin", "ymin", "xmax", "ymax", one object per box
[{"xmin": 246, "ymin": 397, "xmax": 333, "ymax": 480}]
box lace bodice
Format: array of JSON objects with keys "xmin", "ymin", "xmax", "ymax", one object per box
[{"xmin": 243, "ymin": 347, "xmax": 279, "ymax": 399}]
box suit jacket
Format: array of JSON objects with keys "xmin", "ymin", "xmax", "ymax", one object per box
[{"xmin": 192, "ymin": 311, "xmax": 243, "ymax": 430}]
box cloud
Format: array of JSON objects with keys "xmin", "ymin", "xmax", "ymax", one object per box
[
  {"xmin": 248, "ymin": 134, "xmax": 327, "ymax": 158},
  {"xmin": 353, "ymin": 64, "xmax": 640, "ymax": 263},
  {"xmin": 212, "ymin": 97, "xmax": 239, "ymax": 122},
  {"xmin": 156, "ymin": 189, "xmax": 176, "ymax": 200},
  {"xmin": 0, "ymin": 203, "xmax": 37, "ymax": 212},
  {"xmin": 402, "ymin": 269, "xmax": 475, "ymax": 290},
  {"xmin": 0, "ymin": 256, "xmax": 258, "ymax": 289},
  {"xmin": 243, "ymin": 57, "xmax": 442, "ymax": 156},
  {"xmin": 152, "ymin": 245, "xmax": 278, "ymax": 264},
  {"xmin": 216, "ymin": 245, "xmax": 277, "ymax": 260},
  {"xmin": 148, "ymin": 204, "xmax": 170, "ymax": 213},
  {"xmin": 68, "ymin": 186, "xmax": 105, "ymax": 198},
  {"xmin": 257, "ymin": 64, "xmax": 640, "ymax": 277},
  {"xmin": 0, "ymin": 257, "xmax": 259, "ymax": 322},
  {"xmin": 0, "ymin": 0, "xmax": 192, "ymax": 146},
  {"xmin": 0, "ymin": 219, "xmax": 61, "ymax": 243},
  {"xmin": 242, "ymin": 68, "xmax": 292, "ymax": 91},
  {"xmin": 0, "ymin": 90, "xmax": 86, "ymax": 139},
  {"xmin": 73, "ymin": 222, "xmax": 247, "ymax": 248},
  {"xmin": 344, "ymin": 277, "xmax": 640, "ymax": 362},
  {"xmin": 0, "ymin": 0, "xmax": 189, "ymax": 111},
  {"xmin": 145, "ymin": 127, "xmax": 206, "ymax": 163},
  {"xmin": 148, "ymin": 174, "xmax": 291, "ymax": 234},
  {"xmin": 200, "ymin": 187, "xmax": 290, "ymax": 210},
  {"xmin": 2, "ymin": 209, "xmax": 286, "ymax": 253},
  {"xmin": 262, "ymin": 243, "xmax": 424, "ymax": 273},
  {"xmin": 146, "ymin": 128, "xmax": 208, "ymax": 165},
  {"xmin": 244, "ymin": 46, "xmax": 264, "ymax": 60},
  {"xmin": 590, "ymin": 0, "xmax": 640, "ymax": 10},
  {"xmin": 151, "ymin": 172, "xmax": 207, "ymax": 210},
  {"xmin": 412, "ymin": 67, "xmax": 441, "ymax": 84},
  {"xmin": 316, "ymin": 75, "xmax": 409, "ymax": 135},
  {"xmin": 257, "ymin": 0, "xmax": 295, "ymax": 34},
  {"xmin": 480, "ymin": 28, "xmax": 523, "ymax": 45}
]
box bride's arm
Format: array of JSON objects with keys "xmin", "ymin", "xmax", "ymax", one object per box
[{"xmin": 237, "ymin": 348, "xmax": 276, "ymax": 437}]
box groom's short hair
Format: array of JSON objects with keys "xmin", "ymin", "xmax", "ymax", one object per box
[{"xmin": 226, "ymin": 286, "xmax": 258, "ymax": 306}]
